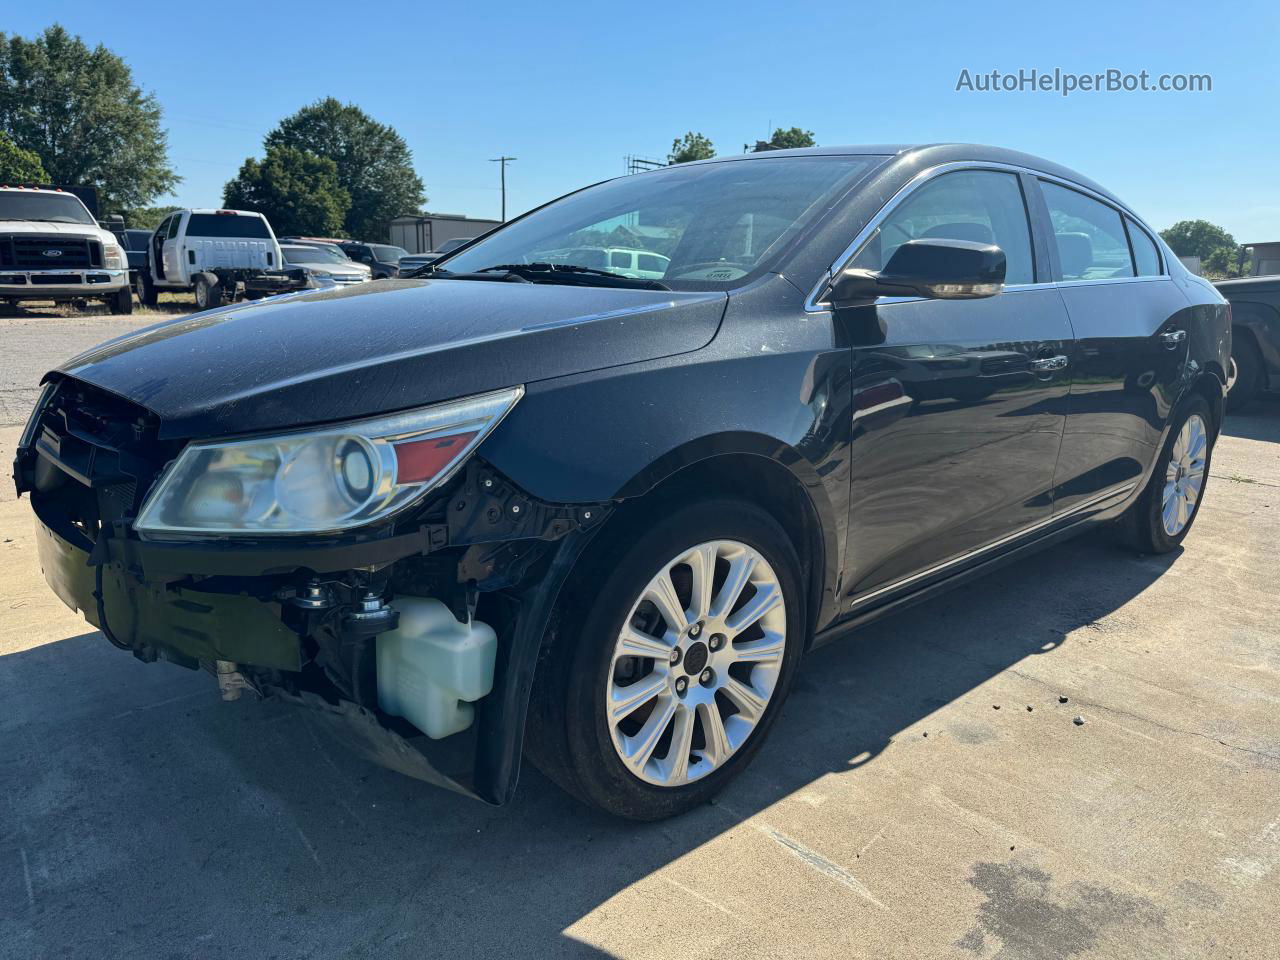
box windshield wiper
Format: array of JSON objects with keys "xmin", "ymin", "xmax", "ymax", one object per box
[{"xmin": 421, "ymin": 262, "xmax": 669, "ymax": 290}]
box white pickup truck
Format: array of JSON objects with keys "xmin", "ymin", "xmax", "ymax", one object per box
[
  {"xmin": 0, "ymin": 186, "xmax": 132, "ymax": 313},
  {"xmin": 138, "ymin": 208, "xmax": 309, "ymax": 310}
]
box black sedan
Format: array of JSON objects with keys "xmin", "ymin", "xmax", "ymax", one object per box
[{"xmin": 15, "ymin": 144, "xmax": 1230, "ymax": 820}]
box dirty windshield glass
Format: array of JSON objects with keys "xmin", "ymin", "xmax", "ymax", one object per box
[
  {"xmin": 440, "ymin": 156, "xmax": 883, "ymax": 290},
  {"xmin": 0, "ymin": 192, "xmax": 95, "ymax": 225}
]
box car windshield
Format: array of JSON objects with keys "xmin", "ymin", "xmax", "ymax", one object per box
[
  {"xmin": 288, "ymin": 244, "xmax": 349, "ymax": 264},
  {"xmin": 374, "ymin": 245, "xmax": 409, "ymax": 262},
  {"xmin": 0, "ymin": 192, "xmax": 96, "ymax": 225},
  {"xmin": 440, "ymin": 156, "xmax": 883, "ymax": 290}
]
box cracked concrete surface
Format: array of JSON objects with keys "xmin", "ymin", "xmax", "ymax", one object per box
[{"xmin": 0, "ymin": 314, "xmax": 1277, "ymax": 959}]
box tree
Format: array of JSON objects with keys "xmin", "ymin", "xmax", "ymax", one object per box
[
  {"xmin": 223, "ymin": 146, "xmax": 349, "ymax": 238},
  {"xmin": 263, "ymin": 98, "xmax": 423, "ymax": 240},
  {"xmin": 669, "ymin": 132, "xmax": 715, "ymax": 165},
  {"xmin": 1161, "ymin": 219, "xmax": 1247, "ymax": 278},
  {"xmin": 762, "ymin": 127, "xmax": 816, "ymax": 150},
  {"xmin": 0, "ymin": 130, "xmax": 45, "ymax": 182},
  {"xmin": 120, "ymin": 204, "xmax": 181, "ymax": 231},
  {"xmin": 0, "ymin": 25, "xmax": 178, "ymax": 210}
]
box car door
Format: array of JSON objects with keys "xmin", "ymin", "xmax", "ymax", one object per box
[
  {"xmin": 151, "ymin": 216, "xmax": 172, "ymax": 279},
  {"xmin": 162, "ymin": 212, "xmax": 183, "ymax": 282},
  {"xmin": 1034, "ymin": 180, "xmax": 1191, "ymax": 514},
  {"xmin": 837, "ymin": 168, "xmax": 1075, "ymax": 603}
]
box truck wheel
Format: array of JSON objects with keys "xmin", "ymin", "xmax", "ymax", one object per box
[
  {"xmin": 193, "ymin": 274, "xmax": 223, "ymax": 311},
  {"xmin": 1228, "ymin": 334, "xmax": 1263, "ymax": 413},
  {"xmin": 108, "ymin": 287, "xmax": 134, "ymax": 315},
  {"xmin": 138, "ymin": 271, "xmax": 158, "ymax": 307},
  {"xmin": 526, "ymin": 500, "xmax": 805, "ymax": 820}
]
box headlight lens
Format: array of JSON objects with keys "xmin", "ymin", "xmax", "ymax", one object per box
[
  {"xmin": 134, "ymin": 386, "xmax": 523, "ymax": 538},
  {"xmin": 103, "ymin": 242, "xmax": 126, "ymax": 269}
]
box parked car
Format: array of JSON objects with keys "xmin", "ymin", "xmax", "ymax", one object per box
[
  {"xmin": 278, "ymin": 237, "xmax": 356, "ymax": 262},
  {"xmin": 137, "ymin": 209, "xmax": 309, "ymax": 309},
  {"xmin": 280, "ymin": 243, "xmax": 372, "ymax": 286},
  {"xmin": 543, "ymin": 246, "xmax": 671, "ymax": 281},
  {"xmin": 0, "ymin": 185, "xmax": 132, "ymax": 313},
  {"xmin": 16, "ymin": 144, "xmax": 1229, "ymax": 820},
  {"xmin": 111, "ymin": 227, "xmax": 153, "ymax": 292},
  {"xmin": 1214, "ymin": 276, "xmax": 1280, "ymax": 410},
  {"xmin": 398, "ymin": 237, "xmax": 475, "ymax": 276},
  {"xmin": 338, "ymin": 241, "xmax": 409, "ymax": 278}
]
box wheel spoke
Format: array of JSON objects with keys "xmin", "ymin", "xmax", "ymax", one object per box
[
  {"xmin": 659, "ymin": 704, "xmax": 695, "ymax": 783},
  {"xmin": 722, "ymin": 677, "xmax": 769, "ymax": 722},
  {"xmin": 610, "ymin": 671, "xmax": 666, "ymax": 722},
  {"xmin": 726, "ymin": 582, "xmax": 782, "ymax": 634},
  {"xmin": 731, "ymin": 630, "xmax": 785, "ymax": 665},
  {"xmin": 684, "ymin": 543, "xmax": 718, "ymax": 622},
  {"xmin": 621, "ymin": 695, "xmax": 677, "ymax": 775},
  {"xmin": 646, "ymin": 569, "xmax": 688, "ymax": 634},
  {"xmin": 617, "ymin": 625, "xmax": 673, "ymax": 661},
  {"xmin": 711, "ymin": 550, "xmax": 757, "ymax": 620},
  {"xmin": 697, "ymin": 701, "xmax": 732, "ymax": 766}
]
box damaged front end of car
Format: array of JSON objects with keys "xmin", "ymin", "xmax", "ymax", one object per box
[{"xmin": 14, "ymin": 376, "xmax": 610, "ymax": 805}]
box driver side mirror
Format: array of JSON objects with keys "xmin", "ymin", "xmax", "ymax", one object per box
[{"xmin": 830, "ymin": 238, "xmax": 1006, "ymax": 303}]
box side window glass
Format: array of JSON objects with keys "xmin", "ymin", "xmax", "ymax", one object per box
[
  {"xmin": 167, "ymin": 215, "xmax": 181, "ymax": 239},
  {"xmin": 610, "ymin": 251, "xmax": 632, "ymax": 269},
  {"xmin": 637, "ymin": 254, "xmax": 666, "ymax": 273},
  {"xmin": 1040, "ymin": 181, "xmax": 1134, "ymax": 281},
  {"xmin": 851, "ymin": 170, "xmax": 1036, "ymax": 285},
  {"xmin": 1125, "ymin": 217, "xmax": 1162, "ymax": 277},
  {"xmin": 155, "ymin": 217, "xmax": 171, "ymax": 239}
]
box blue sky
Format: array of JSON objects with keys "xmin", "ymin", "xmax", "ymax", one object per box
[{"xmin": 13, "ymin": 0, "xmax": 1280, "ymax": 240}]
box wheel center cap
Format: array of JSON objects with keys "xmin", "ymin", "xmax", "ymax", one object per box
[{"xmin": 683, "ymin": 641, "xmax": 709, "ymax": 677}]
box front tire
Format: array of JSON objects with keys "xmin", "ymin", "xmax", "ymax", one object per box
[
  {"xmin": 138, "ymin": 271, "xmax": 159, "ymax": 307},
  {"xmin": 1120, "ymin": 394, "xmax": 1214, "ymax": 553},
  {"xmin": 108, "ymin": 287, "xmax": 133, "ymax": 314},
  {"xmin": 1228, "ymin": 335, "xmax": 1263, "ymax": 412},
  {"xmin": 527, "ymin": 500, "xmax": 805, "ymax": 819}
]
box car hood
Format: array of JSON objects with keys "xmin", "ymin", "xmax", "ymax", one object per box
[
  {"xmin": 56, "ymin": 278, "xmax": 727, "ymax": 439},
  {"xmin": 0, "ymin": 219, "xmax": 111, "ymax": 240}
]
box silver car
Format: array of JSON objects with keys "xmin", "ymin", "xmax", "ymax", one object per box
[{"xmin": 280, "ymin": 243, "xmax": 371, "ymax": 286}]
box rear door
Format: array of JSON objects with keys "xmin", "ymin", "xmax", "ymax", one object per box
[
  {"xmin": 1034, "ymin": 180, "xmax": 1191, "ymax": 513},
  {"xmin": 161, "ymin": 213, "xmax": 182, "ymax": 281},
  {"xmin": 839, "ymin": 168, "xmax": 1075, "ymax": 602}
]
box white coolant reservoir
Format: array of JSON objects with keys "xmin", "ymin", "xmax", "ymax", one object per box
[{"xmin": 376, "ymin": 597, "xmax": 498, "ymax": 740}]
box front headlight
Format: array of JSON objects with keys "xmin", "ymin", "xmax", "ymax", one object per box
[
  {"xmin": 134, "ymin": 386, "xmax": 523, "ymax": 539},
  {"xmin": 103, "ymin": 242, "xmax": 126, "ymax": 269}
]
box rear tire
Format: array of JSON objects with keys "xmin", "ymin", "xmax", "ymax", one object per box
[
  {"xmin": 193, "ymin": 274, "xmax": 223, "ymax": 311},
  {"xmin": 527, "ymin": 499, "xmax": 805, "ymax": 820},
  {"xmin": 138, "ymin": 271, "xmax": 158, "ymax": 307},
  {"xmin": 1228, "ymin": 334, "xmax": 1263, "ymax": 412},
  {"xmin": 1119, "ymin": 393, "xmax": 1214, "ymax": 553}
]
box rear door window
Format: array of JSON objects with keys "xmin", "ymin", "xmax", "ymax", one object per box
[
  {"xmin": 850, "ymin": 170, "xmax": 1036, "ymax": 285},
  {"xmin": 1125, "ymin": 217, "xmax": 1162, "ymax": 276},
  {"xmin": 166, "ymin": 215, "xmax": 181, "ymax": 239},
  {"xmin": 609, "ymin": 251, "xmax": 633, "ymax": 270},
  {"xmin": 186, "ymin": 214, "xmax": 272, "ymax": 239},
  {"xmin": 1040, "ymin": 182, "xmax": 1135, "ymax": 281}
]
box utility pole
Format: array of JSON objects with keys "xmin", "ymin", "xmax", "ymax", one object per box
[{"xmin": 489, "ymin": 156, "xmax": 517, "ymax": 221}]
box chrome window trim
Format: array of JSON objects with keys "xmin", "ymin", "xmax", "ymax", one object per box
[
  {"xmin": 847, "ymin": 481, "xmax": 1138, "ymax": 609},
  {"xmin": 805, "ymin": 159, "xmax": 1167, "ymax": 312}
]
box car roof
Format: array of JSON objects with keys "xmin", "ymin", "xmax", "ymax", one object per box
[
  {"xmin": 679, "ymin": 143, "xmax": 1129, "ymax": 211},
  {"xmin": 1215, "ymin": 275, "xmax": 1280, "ymax": 292}
]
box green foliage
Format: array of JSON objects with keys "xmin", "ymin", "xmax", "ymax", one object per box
[
  {"xmin": 1160, "ymin": 219, "xmax": 1248, "ymax": 278},
  {"xmin": 223, "ymin": 146, "xmax": 349, "ymax": 238},
  {"xmin": 120, "ymin": 204, "xmax": 181, "ymax": 230},
  {"xmin": 764, "ymin": 127, "xmax": 816, "ymax": 150},
  {"xmin": 263, "ymin": 98, "xmax": 424, "ymax": 240},
  {"xmin": 669, "ymin": 132, "xmax": 715, "ymax": 165},
  {"xmin": 0, "ymin": 130, "xmax": 45, "ymax": 181},
  {"xmin": 0, "ymin": 25, "xmax": 178, "ymax": 210}
]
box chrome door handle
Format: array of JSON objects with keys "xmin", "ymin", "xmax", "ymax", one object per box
[
  {"xmin": 1029, "ymin": 355, "xmax": 1069, "ymax": 372},
  {"xmin": 1161, "ymin": 329, "xmax": 1187, "ymax": 349}
]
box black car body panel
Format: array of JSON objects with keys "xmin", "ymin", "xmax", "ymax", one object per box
[
  {"xmin": 1216, "ymin": 275, "xmax": 1280, "ymax": 394},
  {"xmin": 57, "ymin": 279, "xmax": 727, "ymax": 439},
  {"xmin": 16, "ymin": 143, "xmax": 1231, "ymax": 807}
]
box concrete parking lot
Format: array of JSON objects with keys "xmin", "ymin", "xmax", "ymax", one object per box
[{"xmin": 1, "ymin": 311, "xmax": 1277, "ymax": 959}]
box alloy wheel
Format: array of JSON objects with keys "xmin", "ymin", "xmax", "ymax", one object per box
[
  {"xmin": 605, "ymin": 539, "xmax": 787, "ymax": 787},
  {"xmin": 1161, "ymin": 413, "xmax": 1208, "ymax": 536}
]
